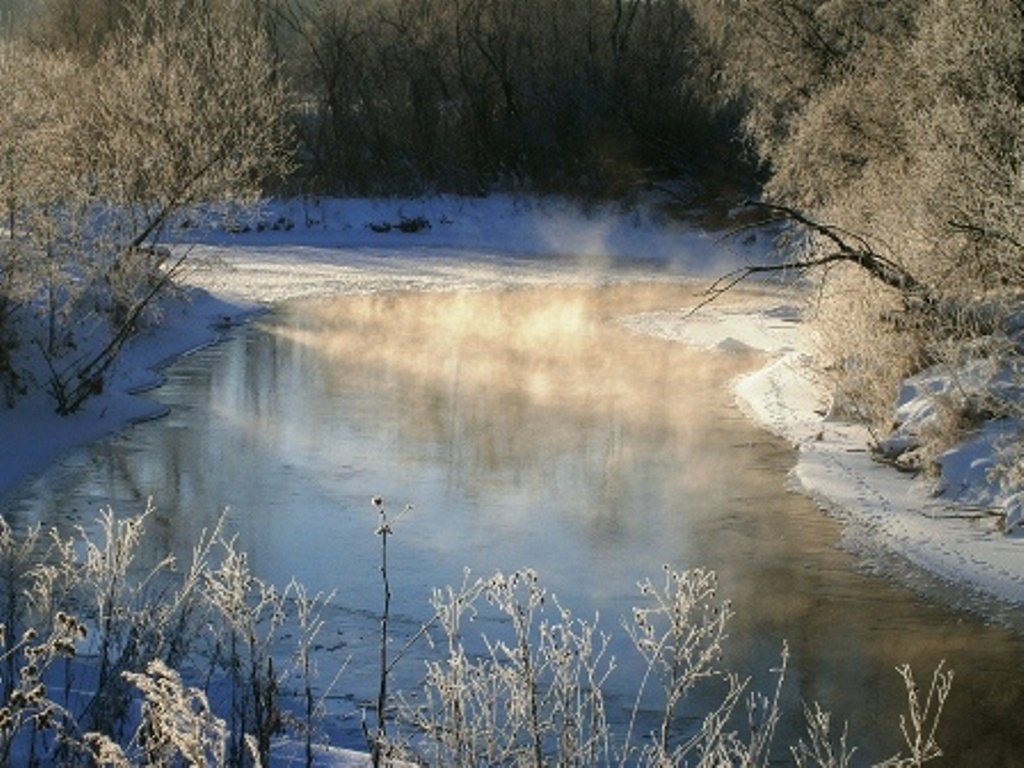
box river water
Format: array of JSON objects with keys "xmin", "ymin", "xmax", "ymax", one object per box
[{"xmin": 4, "ymin": 283, "xmax": 1024, "ymax": 764}]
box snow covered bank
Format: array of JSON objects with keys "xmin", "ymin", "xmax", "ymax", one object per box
[
  {"xmin": 177, "ymin": 194, "xmax": 741, "ymax": 304},
  {"xmin": 623, "ymin": 300, "xmax": 1024, "ymax": 609},
  {"xmin": 0, "ymin": 289, "xmax": 250, "ymax": 497},
  {"xmin": 3, "ymin": 194, "xmax": 1023, "ymax": 616}
]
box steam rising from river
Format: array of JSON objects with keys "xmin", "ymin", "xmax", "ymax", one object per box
[
  {"xmin": 276, "ymin": 284, "xmax": 751, "ymax": 410},
  {"xmin": 262, "ymin": 284, "xmax": 765, "ymax": 510}
]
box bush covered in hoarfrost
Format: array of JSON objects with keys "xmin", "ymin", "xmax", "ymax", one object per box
[{"xmin": 0, "ymin": 508, "xmax": 951, "ymax": 766}]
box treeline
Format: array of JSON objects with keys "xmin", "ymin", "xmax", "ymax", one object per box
[
  {"xmin": 4, "ymin": 0, "xmax": 744, "ymax": 197},
  {"xmin": 261, "ymin": 0, "xmax": 741, "ymax": 196}
]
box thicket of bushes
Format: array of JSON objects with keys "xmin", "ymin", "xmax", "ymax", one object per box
[
  {"xmin": 4, "ymin": 0, "xmax": 747, "ymax": 198},
  {"xmin": 689, "ymin": 0, "xmax": 1023, "ymax": 469}
]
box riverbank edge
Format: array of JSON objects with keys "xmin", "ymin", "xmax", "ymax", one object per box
[
  {"xmin": 620, "ymin": 292, "xmax": 1024, "ymax": 614},
  {"xmin": 732, "ymin": 344, "xmax": 1024, "ymax": 611}
]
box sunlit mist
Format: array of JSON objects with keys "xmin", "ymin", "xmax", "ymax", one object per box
[{"xmin": 272, "ymin": 283, "xmax": 757, "ymax": 430}]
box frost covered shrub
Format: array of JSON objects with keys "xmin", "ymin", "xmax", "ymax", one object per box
[
  {"xmin": 85, "ymin": 659, "xmax": 231, "ymax": 767},
  {"xmin": 392, "ymin": 569, "xmax": 613, "ymax": 765},
  {"xmin": 389, "ymin": 566, "xmax": 951, "ymax": 767},
  {"xmin": 622, "ymin": 566, "xmax": 770, "ymax": 766},
  {"xmin": 693, "ymin": 0, "xmax": 1023, "ymax": 461},
  {"xmin": 811, "ymin": 268, "xmax": 923, "ymax": 434},
  {"xmin": 0, "ymin": 0, "xmax": 293, "ymax": 414},
  {"xmin": 0, "ymin": 508, "xmax": 340, "ymax": 766},
  {"xmin": 0, "ymin": 508, "xmax": 954, "ymax": 766}
]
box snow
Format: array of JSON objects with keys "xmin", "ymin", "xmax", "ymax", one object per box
[
  {"xmin": 2, "ymin": 192, "xmax": 1023, "ymax": 620},
  {"xmin": 629, "ymin": 298, "xmax": 1024, "ymax": 607},
  {"xmin": 267, "ymin": 741, "xmax": 413, "ymax": 767}
]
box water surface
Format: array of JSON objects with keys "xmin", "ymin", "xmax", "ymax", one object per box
[{"xmin": 5, "ymin": 284, "xmax": 1024, "ymax": 764}]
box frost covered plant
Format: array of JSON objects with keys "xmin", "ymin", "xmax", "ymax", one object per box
[
  {"xmin": 878, "ymin": 662, "xmax": 953, "ymax": 767},
  {"xmin": 394, "ymin": 568, "xmax": 613, "ymax": 766},
  {"xmin": 78, "ymin": 507, "xmax": 175, "ymax": 734},
  {"xmin": 391, "ymin": 565, "xmax": 951, "ymax": 768},
  {"xmin": 0, "ymin": 507, "xmax": 954, "ymax": 766},
  {"xmin": 284, "ymin": 581, "xmax": 341, "ymax": 768},
  {"xmin": 0, "ymin": 507, "xmax": 343, "ymax": 766},
  {"xmin": 395, "ymin": 566, "xmax": 776, "ymax": 767},
  {"xmin": 0, "ymin": 519, "xmax": 45, "ymax": 706},
  {"xmin": 792, "ymin": 702, "xmax": 855, "ymax": 768},
  {"xmin": 621, "ymin": 566, "xmax": 791, "ymax": 767},
  {"xmin": 202, "ymin": 533, "xmax": 287, "ymax": 766},
  {"xmin": 623, "ymin": 566, "xmax": 736, "ymax": 762},
  {"xmin": 0, "ymin": 613, "xmax": 85, "ymax": 765},
  {"xmin": 84, "ymin": 659, "xmax": 229, "ymax": 767},
  {"xmin": 366, "ymin": 496, "xmax": 417, "ymax": 766},
  {"xmin": 2, "ymin": 505, "xmax": 223, "ymax": 752}
]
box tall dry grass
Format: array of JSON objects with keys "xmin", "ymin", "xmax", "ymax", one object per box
[{"xmin": 0, "ymin": 505, "xmax": 952, "ymax": 766}]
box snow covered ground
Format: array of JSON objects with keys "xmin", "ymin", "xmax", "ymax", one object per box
[{"xmin": 2, "ymin": 193, "xmax": 1023, "ymax": 625}]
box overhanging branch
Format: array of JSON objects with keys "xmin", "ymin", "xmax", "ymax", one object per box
[
  {"xmin": 690, "ymin": 201, "xmax": 933, "ymax": 315},
  {"xmin": 51, "ymin": 247, "xmax": 192, "ymax": 414}
]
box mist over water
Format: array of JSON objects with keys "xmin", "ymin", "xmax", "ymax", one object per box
[{"xmin": 5, "ymin": 284, "xmax": 1024, "ymax": 763}]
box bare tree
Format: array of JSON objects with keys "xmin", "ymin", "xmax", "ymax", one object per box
[
  {"xmin": 1, "ymin": 0, "xmax": 293, "ymax": 413},
  {"xmin": 267, "ymin": 0, "xmax": 729, "ymax": 195},
  {"xmin": 686, "ymin": 0, "xmax": 1023, "ymax": 440}
]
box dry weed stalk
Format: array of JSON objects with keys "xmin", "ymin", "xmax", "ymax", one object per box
[{"xmin": 394, "ymin": 568, "xmax": 613, "ymax": 766}]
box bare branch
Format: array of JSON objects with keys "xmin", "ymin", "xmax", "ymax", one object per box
[
  {"xmin": 948, "ymin": 219, "xmax": 1024, "ymax": 252},
  {"xmin": 690, "ymin": 201, "xmax": 933, "ymax": 316}
]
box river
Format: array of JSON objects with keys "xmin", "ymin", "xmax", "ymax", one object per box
[{"xmin": 3, "ymin": 282, "xmax": 1023, "ymax": 764}]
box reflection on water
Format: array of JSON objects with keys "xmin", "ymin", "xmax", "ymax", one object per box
[{"xmin": 4, "ymin": 284, "xmax": 1024, "ymax": 764}]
